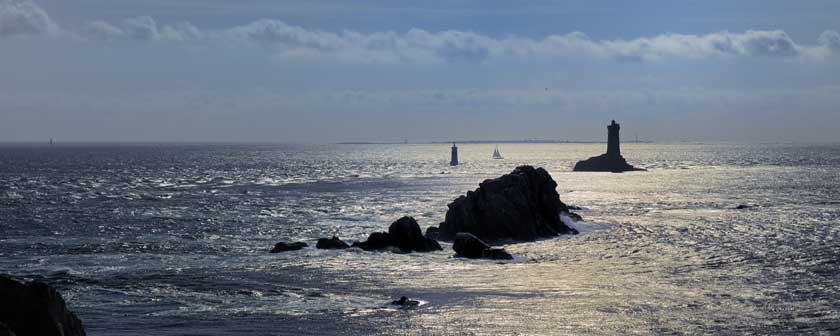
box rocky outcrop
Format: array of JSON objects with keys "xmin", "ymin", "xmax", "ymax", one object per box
[
  {"xmin": 572, "ymin": 153, "xmax": 643, "ymax": 172},
  {"xmin": 452, "ymin": 233, "xmax": 513, "ymax": 260},
  {"xmin": 352, "ymin": 217, "xmax": 442, "ymax": 252},
  {"xmin": 438, "ymin": 165, "xmax": 578, "ymax": 243},
  {"xmin": 316, "ymin": 236, "xmax": 350, "ymax": 249},
  {"xmin": 270, "ymin": 241, "xmax": 308, "ymax": 253},
  {"xmin": 0, "ymin": 275, "xmax": 86, "ymax": 336}
]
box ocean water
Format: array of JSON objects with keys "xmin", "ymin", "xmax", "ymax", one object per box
[{"xmin": 1, "ymin": 143, "xmax": 839, "ymax": 335}]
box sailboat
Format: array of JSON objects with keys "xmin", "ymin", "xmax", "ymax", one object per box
[{"xmin": 492, "ymin": 145, "xmax": 503, "ymax": 159}]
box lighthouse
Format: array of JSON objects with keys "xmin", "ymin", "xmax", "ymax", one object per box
[
  {"xmin": 450, "ymin": 143, "xmax": 459, "ymax": 166},
  {"xmin": 607, "ymin": 120, "xmax": 621, "ymax": 157}
]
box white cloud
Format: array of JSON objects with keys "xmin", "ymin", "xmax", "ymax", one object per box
[
  {"xmin": 0, "ymin": 0, "xmax": 57, "ymax": 37},
  {"xmin": 818, "ymin": 30, "xmax": 840, "ymax": 50},
  {"xmin": 78, "ymin": 17, "xmax": 832, "ymax": 62},
  {"xmin": 1, "ymin": 1, "xmax": 836, "ymax": 63}
]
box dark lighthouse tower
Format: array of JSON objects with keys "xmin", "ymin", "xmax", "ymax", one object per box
[
  {"xmin": 607, "ymin": 120, "xmax": 621, "ymax": 157},
  {"xmin": 450, "ymin": 143, "xmax": 459, "ymax": 166},
  {"xmin": 573, "ymin": 119, "xmax": 643, "ymax": 172}
]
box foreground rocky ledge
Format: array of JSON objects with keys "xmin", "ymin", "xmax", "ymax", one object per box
[
  {"xmin": 437, "ymin": 165, "xmax": 578, "ymax": 243},
  {"xmin": 0, "ymin": 275, "xmax": 86, "ymax": 336}
]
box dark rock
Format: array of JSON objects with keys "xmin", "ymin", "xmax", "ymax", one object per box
[
  {"xmin": 391, "ymin": 296, "xmax": 420, "ymax": 308},
  {"xmin": 0, "ymin": 275, "xmax": 86, "ymax": 336},
  {"xmin": 425, "ymin": 226, "xmax": 440, "ymax": 240},
  {"xmin": 734, "ymin": 204, "xmax": 752, "ymax": 210},
  {"xmin": 353, "ymin": 217, "xmax": 442, "ymax": 252},
  {"xmin": 316, "ymin": 236, "xmax": 350, "ymax": 249},
  {"xmin": 573, "ymin": 153, "xmax": 643, "ymax": 172},
  {"xmin": 439, "ymin": 165, "xmax": 578, "ymax": 243},
  {"xmin": 482, "ymin": 248, "xmax": 514, "ymax": 260},
  {"xmin": 452, "ymin": 233, "xmax": 513, "ymax": 260},
  {"xmin": 351, "ymin": 232, "xmax": 393, "ymax": 250},
  {"xmin": 0, "ymin": 322, "xmax": 15, "ymax": 336},
  {"xmin": 270, "ymin": 241, "xmax": 307, "ymax": 253}
]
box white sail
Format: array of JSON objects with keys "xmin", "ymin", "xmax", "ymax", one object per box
[{"xmin": 493, "ymin": 145, "xmax": 503, "ymax": 159}]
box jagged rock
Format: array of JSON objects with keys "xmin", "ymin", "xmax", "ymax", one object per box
[
  {"xmin": 352, "ymin": 217, "xmax": 442, "ymax": 252},
  {"xmin": 316, "ymin": 236, "xmax": 350, "ymax": 249},
  {"xmin": 0, "ymin": 275, "xmax": 86, "ymax": 336},
  {"xmin": 270, "ymin": 241, "xmax": 307, "ymax": 253},
  {"xmin": 439, "ymin": 165, "xmax": 578, "ymax": 243},
  {"xmin": 452, "ymin": 233, "xmax": 513, "ymax": 260}
]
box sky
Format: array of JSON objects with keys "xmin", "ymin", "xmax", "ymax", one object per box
[{"xmin": 1, "ymin": 0, "xmax": 839, "ymax": 143}]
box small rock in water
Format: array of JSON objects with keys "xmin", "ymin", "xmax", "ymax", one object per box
[
  {"xmin": 425, "ymin": 226, "xmax": 441, "ymax": 240},
  {"xmin": 452, "ymin": 232, "xmax": 513, "ymax": 260},
  {"xmin": 734, "ymin": 204, "xmax": 753, "ymax": 210},
  {"xmin": 351, "ymin": 217, "xmax": 442, "ymax": 253},
  {"xmin": 270, "ymin": 241, "xmax": 308, "ymax": 253},
  {"xmin": 391, "ymin": 296, "xmax": 420, "ymax": 308},
  {"xmin": 316, "ymin": 236, "xmax": 350, "ymax": 249}
]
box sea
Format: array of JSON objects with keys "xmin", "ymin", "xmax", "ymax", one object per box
[{"xmin": 1, "ymin": 143, "xmax": 838, "ymax": 335}]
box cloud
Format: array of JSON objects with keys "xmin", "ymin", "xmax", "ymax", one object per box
[
  {"xmin": 78, "ymin": 17, "xmax": 832, "ymax": 62},
  {"xmin": 83, "ymin": 16, "xmax": 203, "ymax": 42},
  {"xmin": 0, "ymin": 0, "xmax": 57, "ymax": 37},
  {"xmin": 2, "ymin": 1, "xmax": 836, "ymax": 62},
  {"xmin": 818, "ymin": 30, "xmax": 840, "ymax": 50}
]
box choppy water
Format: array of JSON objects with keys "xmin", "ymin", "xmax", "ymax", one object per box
[{"xmin": 1, "ymin": 143, "xmax": 839, "ymax": 335}]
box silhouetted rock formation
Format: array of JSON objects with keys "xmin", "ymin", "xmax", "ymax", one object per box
[
  {"xmin": 0, "ymin": 275, "xmax": 86, "ymax": 336},
  {"xmin": 352, "ymin": 217, "xmax": 443, "ymax": 252},
  {"xmin": 316, "ymin": 236, "xmax": 350, "ymax": 249},
  {"xmin": 452, "ymin": 233, "xmax": 513, "ymax": 260},
  {"xmin": 270, "ymin": 241, "xmax": 308, "ymax": 253},
  {"xmin": 438, "ymin": 165, "xmax": 578, "ymax": 243},
  {"xmin": 573, "ymin": 120, "xmax": 644, "ymax": 172}
]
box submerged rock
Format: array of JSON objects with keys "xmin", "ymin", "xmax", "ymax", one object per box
[
  {"xmin": 270, "ymin": 241, "xmax": 308, "ymax": 253},
  {"xmin": 439, "ymin": 165, "xmax": 578, "ymax": 243},
  {"xmin": 0, "ymin": 275, "xmax": 86, "ymax": 336},
  {"xmin": 316, "ymin": 236, "xmax": 350, "ymax": 249},
  {"xmin": 390, "ymin": 296, "xmax": 420, "ymax": 308},
  {"xmin": 452, "ymin": 233, "xmax": 513, "ymax": 260},
  {"xmin": 353, "ymin": 217, "xmax": 442, "ymax": 252}
]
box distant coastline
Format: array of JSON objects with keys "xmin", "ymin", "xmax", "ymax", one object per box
[{"xmin": 337, "ymin": 140, "xmax": 655, "ymax": 145}]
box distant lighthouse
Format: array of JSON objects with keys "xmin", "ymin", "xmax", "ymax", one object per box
[
  {"xmin": 450, "ymin": 143, "xmax": 459, "ymax": 166},
  {"xmin": 607, "ymin": 120, "xmax": 621, "ymax": 157}
]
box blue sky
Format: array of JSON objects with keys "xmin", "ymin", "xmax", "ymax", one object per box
[{"xmin": 2, "ymin": 0, "xmax": 839, "ymax": 142}]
